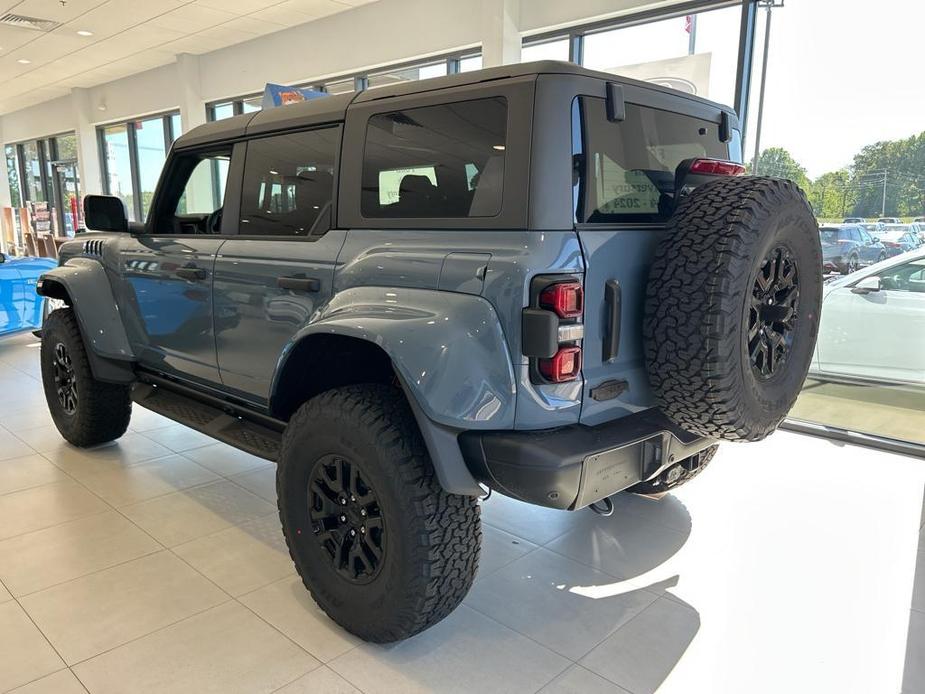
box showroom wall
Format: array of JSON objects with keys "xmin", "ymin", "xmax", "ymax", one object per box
[{"xmin": 0, "ymin": 0, "xmax": 686, "ymax": 203}]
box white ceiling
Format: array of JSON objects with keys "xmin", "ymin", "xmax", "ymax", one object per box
[{"xmin": 0, "ymin": 0, "xmax": 375, "ymax": 115}]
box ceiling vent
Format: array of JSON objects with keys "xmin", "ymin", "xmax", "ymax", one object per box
[{"xmin": 0, "ymin": 13, "xmax": 61, "ymax": 32}]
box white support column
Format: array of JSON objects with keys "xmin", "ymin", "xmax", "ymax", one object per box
[
  {"xmin": 0, "ymin": 120, "xmax": 12, "ymax": 253},
  {"xmin": 71, "ymin": 88, "xmax": 103, "ymax": 195},
  {"xmin": 481, "ymin": 0, "xmax": 522, "ymax": 67},
  {"xmin": 176, "ymin": 53, "xmax": 206, "ymax": 135}
]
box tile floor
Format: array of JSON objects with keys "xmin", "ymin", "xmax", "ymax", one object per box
[{"xmin": 0, "ymin": 331, "xmax": 923, "ymax": 694}]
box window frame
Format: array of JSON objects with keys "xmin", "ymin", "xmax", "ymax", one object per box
[
  {"xmin": 236, "ymin": 124, "xmax": 342, "ymax": 241},
  {"xmin": 144, "ymin": 124, "xmax": 342, "ymax": 242},
  {"xmin": 143, "ymin": 141, "xmax": 244, "ymax": 238},
  {"xmin": 340, "ymin": 78, "xmax": 534, "ymax": 230}
]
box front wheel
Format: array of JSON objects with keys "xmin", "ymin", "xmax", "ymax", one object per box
[
  {"xmin": 277, "ymin": 384, "xmax": 481, "ymax": 643},
  {"xmin": 40, "ymin": 308, "xmax": 132, "ymax": 447}
]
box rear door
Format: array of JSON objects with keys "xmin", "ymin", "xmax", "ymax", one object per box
[
  {"xmin": 572, "ymin": 95, "xmax": 740, "ymax": 425},
  {"xmin": 212, "ymin": 126, "xmax": 344, "ymax": 401}
]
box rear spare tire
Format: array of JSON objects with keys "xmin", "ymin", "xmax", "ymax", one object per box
[{"xmin": 643, "ymin": 176, "xmax": 822, "ymax": 442}]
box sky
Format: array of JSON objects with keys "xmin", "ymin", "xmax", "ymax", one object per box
[
  {"xmin": 749, "ymin": 0, "xmax": 925, "ymax": 177},
  {"xmin": 555, "ymin": 0, "xmax": 923, "ymax": 179}
]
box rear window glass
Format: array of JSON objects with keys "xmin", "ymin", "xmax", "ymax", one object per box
[
  {"xmin": 361, "ymin": 98, "xmax": 507, "ymax": 218},
  {"xmin": 572, "ymin": 97, "xmax": 732, "ymax": 224},
  {"xmin": 820, "ymin": 229, "xmax": 839, "ymax": 243}
]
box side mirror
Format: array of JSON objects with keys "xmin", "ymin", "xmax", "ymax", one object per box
[
  {"xmin": 84, "ymin": 195, "xmax": 129, "ymax": 232},
  {"xmin": 851, "ymin": 275, "xmax": 881, "ymax": 295},
  {"xmin": 872, "ymin": 237, "xmax": 880, "ymax": 243}
]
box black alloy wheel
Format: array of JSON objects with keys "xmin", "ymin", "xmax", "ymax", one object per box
[
  {"xmin": 748, "ymin": 246, "xmax": 800, "ymax": 380},
  {"xmin": 309, "ymin": 454, "xmax": 385, "ymax": 584},
  {"xmin": 52, "ymin": 342, "xmax": 78, "ymax": 415}
]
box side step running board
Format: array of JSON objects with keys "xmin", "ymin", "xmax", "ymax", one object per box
[{"xmin": 132, "ymin": 382, "xmax": 282, "ymax": 461}]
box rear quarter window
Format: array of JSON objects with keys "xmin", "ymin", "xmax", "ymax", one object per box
[
  {"xmin": 572, "ymin": 97, "xmax": 732, "ymax": 224},
  {"xmin": 361, "ymin": 97, "xmax": 507, "ymax": 219}
]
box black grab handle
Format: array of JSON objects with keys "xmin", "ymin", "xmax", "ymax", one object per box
[{"xmin": 603, "ymin": 279, "xmax": 621, "ymax": 362}]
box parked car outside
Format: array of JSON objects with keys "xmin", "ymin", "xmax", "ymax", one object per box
[
  {"xmin": 909, "ymin": 222, "xmax": 925, "ymax": 244},
  {"xmin": 861, "ymin": 221, "xmax": 885, "ymax": 235},
  {"xmin": 0, "ymin": 252, "xmax": 58, "ymax": 335},
  {"xmin": 879, "ymin": 225, "xmax": 922, "ymax": 257},
  {"xmin": 819, "ymin": 224, "xmax": 887, "ymax": 274},
  {"xmin": 913, "ymin": 217, "xmax": 925, "ymax": 223},
  {"xmin": 811, "ymin": 247, "xmax": 925, "ymax": 386},
  {"xmin": 878, "ymin": 217, "xmax": 903, "ymax": 224},
  {"xmin": 843, "ymin": 216, "xmax": 866, "ymax": 223}
]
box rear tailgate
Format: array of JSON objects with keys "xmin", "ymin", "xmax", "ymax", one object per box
[{"xmin": 571, "ymin": 93, "xmax": 741, "ymax": 425}]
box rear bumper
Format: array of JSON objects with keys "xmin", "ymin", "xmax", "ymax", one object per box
[{"xmin": 459, "ymin": 408, "xmax": 715, "ymax": 510}]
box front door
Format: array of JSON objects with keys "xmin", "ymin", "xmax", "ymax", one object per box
[
  {"xmin": 117, "ymin": 146, "xmax": 237, "ymax": 384},
  {"xmin": 816, "ymin": 257, "xmax": 925, "ymax": 384},
  {"xmin": 212, "ymin": 126, "xmax": 343, "ymax": 401}
]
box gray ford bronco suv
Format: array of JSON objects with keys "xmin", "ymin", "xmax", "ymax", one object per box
[{"xmin": 37, "ymin": 61, "xmax": 821, "ymax": 642}]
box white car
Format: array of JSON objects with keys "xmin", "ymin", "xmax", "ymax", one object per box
[{"xmin": 810, "ymin": 248, "xmax": 925, "ymax": 385}]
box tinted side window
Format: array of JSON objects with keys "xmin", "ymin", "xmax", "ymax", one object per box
[
  {"xmin": 361, "ymin": 98, "xmax": 507, "ymax": 219},
  {"xmin": 573, "ymin": 97, "xmax": 731, "ymax": 224},
  {"xmin": 240, "ymin": 127, "xmax": 338, "ymax": 237}
]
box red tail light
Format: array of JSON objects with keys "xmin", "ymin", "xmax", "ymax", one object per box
[
  {"xmin": 538, "ymin": 346, "xmax": 582, "ymax": 383},
  {"xmin": 689, "ymin": 159, "xmax": 747, "ymax": 176},
  {"xmin": 884, "ymin": 241, "xmax": 901, "ymax": 248},
  {"xmin": 539, "ymin": 281, "xmax": 583, "ymax": 319}
]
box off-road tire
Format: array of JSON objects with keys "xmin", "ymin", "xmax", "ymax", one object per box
[
  {"xmin": 277, "ymin": 384, "xmax": 480, "ymax": 643},
  {"xmin": 40, "ymin": 308, "xmax": 132, "ymax": 447},
  {"xmin": 643, "ymin": 176, "xmax": 822, "ymax": 442},
  {"xmin": 626, "ymin": 445, "xmax": 718, "ymax": 495}
]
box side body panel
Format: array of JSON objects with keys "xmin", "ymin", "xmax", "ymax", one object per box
[
  {"xmin": 114, "ymin": 235, "xmax": 225, "ymax": 383},
  {"xmin": 814, "ymin": 284, "xmax": 925, "ymax": 384},
  {"xmin": 38, "ymin": 256, "xmax": 134, "ymax": 360},
  {"xmin": 212, "ymin": 231, "xmax": 347, "ymax": 401},
  {"xmin": 0, "ymin": 262, "xmax": 24, "ymax": 334},
  {"xmin": 273, "ymin": 285, "xmax": 518, "ymax": 430}
]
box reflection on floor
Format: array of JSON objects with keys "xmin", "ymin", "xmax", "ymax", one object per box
[
  {"xmin": 1, "ymin": 330, "xmax": 924, "ymax": 693},
  {"xmin": 791, "ymin": 378, "xmax": 925, "ymax": 446}
]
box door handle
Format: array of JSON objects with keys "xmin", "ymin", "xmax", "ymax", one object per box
[
  {"xmin": 277, "ymin": 276, "xmax": 321, "ymax": 293},
  {"xmin": 176, "ymin": 266, "xmax": 207, "ymax": 281}
]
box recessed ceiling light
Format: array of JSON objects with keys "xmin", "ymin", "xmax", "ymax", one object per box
[
  {"xmin": 17, "ymin": 58, "xmax": 30, "ymax": 64},
  {"xmin": 76, "ymin": 30, "xmax": 93, "ymax": 36}
]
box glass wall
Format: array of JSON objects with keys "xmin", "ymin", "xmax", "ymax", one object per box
[
  {"xmin": 578, "ymin": 5, "xmax": 741, "ymax": 106},
  {"xmin": 2, "ymin": 133, "xmax": 83, "ymax": 251},
  {"xmin": 740, "ymin": 0, "xmax": 925, "ymax": 448},
  {"xmin": 98, "ymin": 112, "xmax": 180, "ymax": 222},
  {"xmin": 100, "ymin": 124, "xmax": 134, "ymax": 221},
  {"xmin": 206, "ymin": 53, "xmax": 484, "ymax": 123},
  {"xmin": 522, "ymin": 38, "xmax": 569, "ymax": 62}
]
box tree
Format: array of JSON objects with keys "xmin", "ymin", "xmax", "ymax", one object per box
[{"xmin": 748, "ymin": 147, "xmax": 809, "ymax": 188}]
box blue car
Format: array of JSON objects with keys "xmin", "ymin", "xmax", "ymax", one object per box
[{"xmin": 0, "ymin": 252, "xmax": 58, "ymax": 335}]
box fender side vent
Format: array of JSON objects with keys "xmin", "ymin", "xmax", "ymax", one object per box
[{"xmin": 83, "ymin": 239, "xmax": 104, "ymax": 257}]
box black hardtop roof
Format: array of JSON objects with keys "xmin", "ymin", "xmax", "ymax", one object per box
[{"xmin": 174, "ymin": 60, "xmax": 734, "ymax": 150}]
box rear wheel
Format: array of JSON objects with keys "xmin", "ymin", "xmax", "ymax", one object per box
[
  {"xmin": 40, "ymin": 308, "xmax": 132, "ymax": 447},
  {"xmin": 843, "ymin": 254, "xmax": 859, "ymax": 275},
  {"xmin": 277, "ymin": 384, "xmax": 480, "ymax": 642}
]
